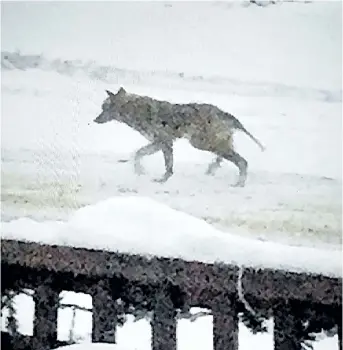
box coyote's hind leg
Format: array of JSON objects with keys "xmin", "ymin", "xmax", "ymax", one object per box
[
  {"xmin": 205, "ymin": 133, "xmax": 234, "ymax": 176},
  {"xmin": 206, "ymin": 156, "xmax": 223, "ymax": 175},
  {"xmin": 216, "ymin": 150, "xmax": 248, "ymax": 187},
  {"xmin": 154, "ymin": 141, "xmax": 174, "ymax": 183}
]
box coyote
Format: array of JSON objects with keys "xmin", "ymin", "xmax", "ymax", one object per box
[{"xmin": 94, "ymin": 87, "xmax": 265, "ymax": 187}]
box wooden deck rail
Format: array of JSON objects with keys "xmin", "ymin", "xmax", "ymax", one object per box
[{"xmin": 1, "ymin": 239, "xmax": 342, "ymax": 350}]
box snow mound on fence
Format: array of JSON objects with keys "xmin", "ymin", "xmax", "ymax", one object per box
[{"xmin": 1, "ymin": 196, "xmax": 342, "ymax": 277}]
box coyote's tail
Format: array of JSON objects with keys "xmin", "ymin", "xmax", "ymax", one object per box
[
  {"xmin": 229, "ymin": 114, "xmax": 265, "ymax": 151},
  {"xmin": 240, "ymin": 125, "xmax": 265, "ymax": 152}
]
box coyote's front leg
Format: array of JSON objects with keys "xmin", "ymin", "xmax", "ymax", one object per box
[{"xmin": 134, "ymin": 142, "xmax": 161, "ymax": 175}]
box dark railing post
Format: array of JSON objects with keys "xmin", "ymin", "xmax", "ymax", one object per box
[
  {"xmin": 92, "ymin": 279, "xmax": 117, "ymax": 343},
  {"xmin": 212, "ymin": 294, "xmax": 238, "ymax": 350},
  {"xmin": 33, "ymin": 282, "xmax": 59, "ymax": 350},
  {"xmin": 273, "ymin": 302, "xmax": 302, "ymax": 350},
  {"xmin": 151, "ymin": 286, "xmax": 177, "ymax": 350},
  {"xmin": 337, "ymin": 312, "xmax": 342, "ymax": 350}
]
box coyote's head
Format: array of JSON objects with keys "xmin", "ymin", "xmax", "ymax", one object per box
[{"xmin": 93, "ymin": 87, "xmax": 128, "ymax": 124}]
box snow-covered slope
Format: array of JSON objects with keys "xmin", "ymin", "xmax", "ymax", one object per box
[
  {"xmin": 2, "ymin": 68, "xmax": 341, "ymax": 247},
  {"xmin": 2, "ymin": 51, "xmax": 341, "ymax": 103},
  {"xmin": 2, "ymin": 1, "xmax": 341, "ymax": 90},
  {"xmin": 1, "ymin": 1, "xmax": 342, "ymax": 249}
]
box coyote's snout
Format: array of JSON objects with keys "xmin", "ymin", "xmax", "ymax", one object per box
[
  {"xmin": 94, "ymin": 87, "xmax": 265, "ymax": 187},
  {"xmin": 94, "ymin": 113, "xmax": 107, "ymax": 124}
]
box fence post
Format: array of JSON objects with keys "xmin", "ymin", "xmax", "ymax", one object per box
[
  {"xmin": 151, "ymin": 285, "xmax": 177, "ymax": 350},
  {"xmin": 337, "ymin": 312, "xmax": 342, "ymax": 350},
  {"xmin": 212, "ymin": 294, "xmax": 238, "ymax": 350},
  {"xmin": 33, "ymin": 282, "xmax": 59, "ymax": 350},
  {"xmin": 92, "ymin": 279, "xmax": 117, "ymax": 343},
  {"xmin": 273, "ymin": 302, "xmax": 302, "ymax": 350}
]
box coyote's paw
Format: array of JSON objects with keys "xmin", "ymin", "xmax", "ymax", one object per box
[
  {"xmin": 205, "ymin": 160, "xmax": 221, "ymax": 176},
  {"xmin": 231, "ymin": 181, "xmax": 245, "ymax": 188},
  {"xmin": 153, "ymin": 172, "xmax": 173, "ymax": 184},
  {"xmin": 153, "ymin": 177, "xmax": 167, "ymax": 184},
  {"xmin": 205, "ymin": 167, "xmax": 216, "ymax": 176},
  {"xmin": 134, "ymin": 164, "xmax": 146, "ymax": 176}
]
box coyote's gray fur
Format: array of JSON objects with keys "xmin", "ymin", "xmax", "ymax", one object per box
[{"xmin": 94, "ymin": 87, "xmax": 265, "ymax": 187}]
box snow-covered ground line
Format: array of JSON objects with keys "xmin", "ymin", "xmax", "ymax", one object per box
[
  {"xmin": 2, "ymin": 196, "xmax": 342, "ymax": 277},
  {"xmin": 1, "ymin": 291, "xmax": 338, "ymax": 350}
]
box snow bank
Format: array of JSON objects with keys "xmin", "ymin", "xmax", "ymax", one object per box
[{"xmin": 2, "ymin": 196, "xmax": 341, "ymax": 277}]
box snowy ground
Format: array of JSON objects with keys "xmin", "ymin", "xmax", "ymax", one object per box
[
  {"xmin": 1, "ymin": 1, "xmax": 342, "ymax": 248},
  {"xmin": 1, "ymin": 67, "xmax": 342, "ymax": 247},
  {"xmin": 1, "ymin": 1, "xmax": 342, "ymax": 349}
]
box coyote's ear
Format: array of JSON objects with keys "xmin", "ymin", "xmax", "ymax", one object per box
[
  {"xmin": 105, "ymin": 90, "xmax": 116, "ymax": 100},
  {"xmin": 117, "ymin": 87, "xmax": 126, "ymax": 95}
]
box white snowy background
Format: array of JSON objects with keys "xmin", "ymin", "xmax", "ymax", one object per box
[{"xmin": 1, "ymin": 0, "xmax": 342, "ymax": 349}]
